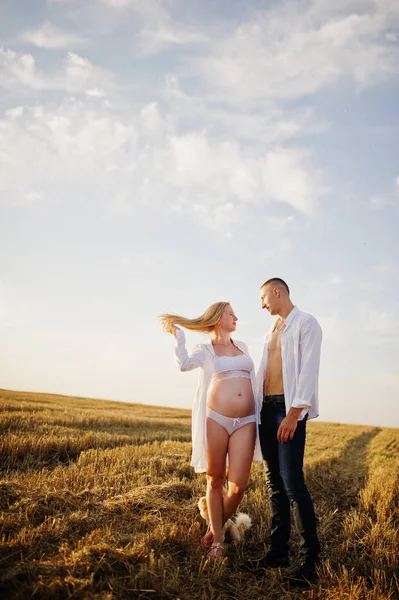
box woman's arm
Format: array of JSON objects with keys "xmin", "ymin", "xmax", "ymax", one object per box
[{"xmin": 174, "ymin": 328, "xmax": 205, "ymax": 371}]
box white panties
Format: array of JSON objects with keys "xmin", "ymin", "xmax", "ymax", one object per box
[{"xmin": 206, "ymin": 408, "xmax": 256, "ymax": 436}]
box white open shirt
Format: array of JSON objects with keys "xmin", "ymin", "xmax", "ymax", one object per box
[
  {"xmin": 256, "ymin": 306, "xmax": 322, "ymax": 421},
  {"xmin": 174, "ymin": 328, "xmax": 263, "ymax": 473}
]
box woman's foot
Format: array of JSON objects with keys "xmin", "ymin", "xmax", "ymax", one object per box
[
  {"xmin": 200, "ymin": 525, "xmax": 214, "ymax": 548},
  {"xmin": 208, "ymin": 542, "xmax": 225, "ymax": 562}
]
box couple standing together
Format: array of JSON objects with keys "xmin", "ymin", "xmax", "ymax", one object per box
[{"xmin": 161, "ymin": 277, "xmax": 322, "ymax": 586}]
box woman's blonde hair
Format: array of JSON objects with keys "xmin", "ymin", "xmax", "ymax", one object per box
[{"xmin": 160, "ymin": 301, "xmax": 230, "ymax": 334}]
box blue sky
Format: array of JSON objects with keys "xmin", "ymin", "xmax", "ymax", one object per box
[{"xmin": 0, "ymin": 0, "xmax": 398, "ymax": 427}]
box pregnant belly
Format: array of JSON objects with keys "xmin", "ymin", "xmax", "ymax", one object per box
[{"xmin": 207, "ymin": 377, "xmax": 255, "ymax": 418}]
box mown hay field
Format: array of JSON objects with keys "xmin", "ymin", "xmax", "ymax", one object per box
[{"xmin": 0, "ymin": 388, "xmax": 398, "ymax": 600}]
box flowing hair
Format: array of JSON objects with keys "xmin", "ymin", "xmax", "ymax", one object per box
[{"xmin": 160, "ymin": 301, "xmax": 230, "ymax": 334}]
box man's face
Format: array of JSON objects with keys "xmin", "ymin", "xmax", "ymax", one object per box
[{"xmin": 260, "ymin": 285, "xmax": 279, "ymax": 315}]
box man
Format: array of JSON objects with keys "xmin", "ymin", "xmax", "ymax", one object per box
[{"xmin": 256, "ymin": 277, "xmax": 322, "ymax": 586}]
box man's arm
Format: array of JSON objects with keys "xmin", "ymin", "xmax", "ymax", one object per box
[
  {"xmin": 277, "ymin": 316, "xmax": 322, "ymax": 443},
  {"xmin": 291, "ymin": 316, "xmax": 322, "ymax": 409},
  {"xmin": 277, "ymin": 406, "xmax": 304, "ymax": 443}
]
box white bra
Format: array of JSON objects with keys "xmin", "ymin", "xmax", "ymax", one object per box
[{"xmin": 212, "ymin": 353, "xmax": 254, "ymax": 382}]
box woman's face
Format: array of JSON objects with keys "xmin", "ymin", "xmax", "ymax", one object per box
[{"xmin": 218, "ymin": 304, "xmax": 238, "ymax": 332}]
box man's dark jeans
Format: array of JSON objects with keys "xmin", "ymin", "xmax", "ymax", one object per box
[{"xmin": 259, "ymin": 395, "xmax": 320, "ymax": 564}]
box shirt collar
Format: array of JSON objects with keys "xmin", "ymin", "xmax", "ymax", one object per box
[
  {"xmin": 267, "ymin": 306, "xmax": 298, "ymax": 338},
  {"xmin": 283, "ymin": 305, "xmax": 299, "ymax": 329}
]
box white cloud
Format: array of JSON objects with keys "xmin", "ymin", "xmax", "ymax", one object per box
[
  {"xmin": 65, "ymin": 52, "xmax": 94, "ymax": 91},
  {"xmin": 137, "ymin": 23, "xmax": 206, "ymax": 56},
  {"xmin": 2, "ymin": 1, "xmax": 397, "ymax": 233},
  {"xmin": 0, "ymin": 98, "xmax": 325, "ymax": 228},
  {"xmin": 63, "ymin": 52, "xmax": 113, "ymax": 94},
  {"xmin": 19, "ymin": 21, "xmax": 86, "ymax": 49},
  {"xmin": 101, "ymin": 0, "xmax": 172, "ymax": 20},
  {"xmin": 261, "ymin": 148, "xmax": 326, "ymax": 215},
  {"xmin": 65, "ymin": 0, "xmax": 207, "ymax": 55},
  {"xmin": 85, "ymin": 87, "xmax": 106, "ymax": 98},
  {"xmin": 0, "ymin": 47, "xmax": 45, "ymax": 90},
  {"xmin": 0, "ymin": 47, "xmax": 113, "ymax": 95},
  {"xmin": 103, "ymin": 0, "xmax": 133, "ymax": 6},
  {"xmin": 163, "ymin": 76, "xmax": 324, "ymax": 145},
  {"xmin": 164, "ymin": 135, "xmax": 325, "ymax": 219},
  {"xmin": 5, "ymin": 106, "xmax": 24, "ymax": 119},
  {"xmin": 193, "ymin": 1, "xmax": 399, "ymax": 107}
]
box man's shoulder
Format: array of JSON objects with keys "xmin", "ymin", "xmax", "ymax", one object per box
[
  {"xmin": 295, "ymin": 309, "xmax": 320, "ymax": 327},
  {"xmin": 296, "ymin": 308, "xmax": 316, "ymax": 320}
]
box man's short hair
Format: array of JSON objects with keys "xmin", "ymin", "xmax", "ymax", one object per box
[{"xmin": 261, "ymin": 277, "xmax": 290, "ymax": 295}]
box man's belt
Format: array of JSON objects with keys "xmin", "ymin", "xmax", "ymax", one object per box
[{"xmin": 263, "ymin": 394, "xmax": 285, "ymax": 404}]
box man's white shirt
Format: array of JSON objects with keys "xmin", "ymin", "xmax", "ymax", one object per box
[{"xmin": 256, "ymin": 306, "xmax": 322, "ymax": 421}]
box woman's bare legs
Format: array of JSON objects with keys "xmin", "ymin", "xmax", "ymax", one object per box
[
  {"xmin": 223, "ymin": 422, "xmax": 256, "ymax": 522},
  {"xmin": 205, "ymin": 417, "xmax": 229, "ymax": 548},
  {"xmin": 202, "ymin": 421, "xmax": 256, "ymax": 547}
]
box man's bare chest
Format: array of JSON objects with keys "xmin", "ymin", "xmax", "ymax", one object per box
[{"xmin": 267, "ymin": 325, "xmax": 285, "ymax": 355}]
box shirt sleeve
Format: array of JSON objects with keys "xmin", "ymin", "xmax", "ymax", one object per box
[
  {"xmin": 174, "ymin": 327, "xmax": 205, "ymax": 371},
  {"xmin": 256, "ymin": 328, "xmax": 271, "ymax": 397},
  {"xmin": 291, "ymin": 316, "xmax": 322, "ymax": 409}
]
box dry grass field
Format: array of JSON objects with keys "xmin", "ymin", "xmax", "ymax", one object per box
[{"xmin": 0, "ymin": 389, "xmax": 398, "ymax": 600}]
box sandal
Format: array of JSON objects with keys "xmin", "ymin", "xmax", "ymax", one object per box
[
  {"xmin": 208, "ymin": 542, "xmax": 225, "ymax": 562},
  {"xmin": 200, "ymin": 524, "xmax": 214, "ymax": 549}
]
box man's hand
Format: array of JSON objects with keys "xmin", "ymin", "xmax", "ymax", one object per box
[{"xmin": 277, "ymin": 410, "xmax": 301, "ymax": 443}]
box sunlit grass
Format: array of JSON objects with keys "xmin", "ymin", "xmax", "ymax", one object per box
[{"xmin": 1, "ymin": 389, "xmax": 398, "ymax": 599}]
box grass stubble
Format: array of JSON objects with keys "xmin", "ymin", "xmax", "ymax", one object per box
[{"xmin": 0, "ymin": 389, "xmax": 398, "ymax": 600}]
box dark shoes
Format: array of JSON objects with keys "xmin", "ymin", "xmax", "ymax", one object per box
[
  {"xmin": 261, "ymin": 551, "xmax": 290, "ymax": 568},
  {"xmin": 243, "ymin": 551, "xmax": 320, "ymax": 588},
  {"xmin": 286, "ymin": 562, "xmax": 319, "ymax": 587},
  {"xmin": 245, "ymin": 551, "xmax": 290, "ymax": 571}
]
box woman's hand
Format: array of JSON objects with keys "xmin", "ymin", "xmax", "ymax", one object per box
[{"xmin": 165, "ymin": 323, "xmax": 177, "ymax": 337}]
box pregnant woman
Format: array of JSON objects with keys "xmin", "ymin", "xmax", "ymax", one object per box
[{"xmin": 160, "ymin": 301, "xmax": 262, "ymax": 560}]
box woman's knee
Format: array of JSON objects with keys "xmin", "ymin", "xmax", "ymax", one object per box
[
  {"xmin": 228, "ymin": 481, "xmax": 246, "ymax": 499},
  {"xmin": 206, "ymin": 472, "xmax": 224, "ymax": 491}
]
